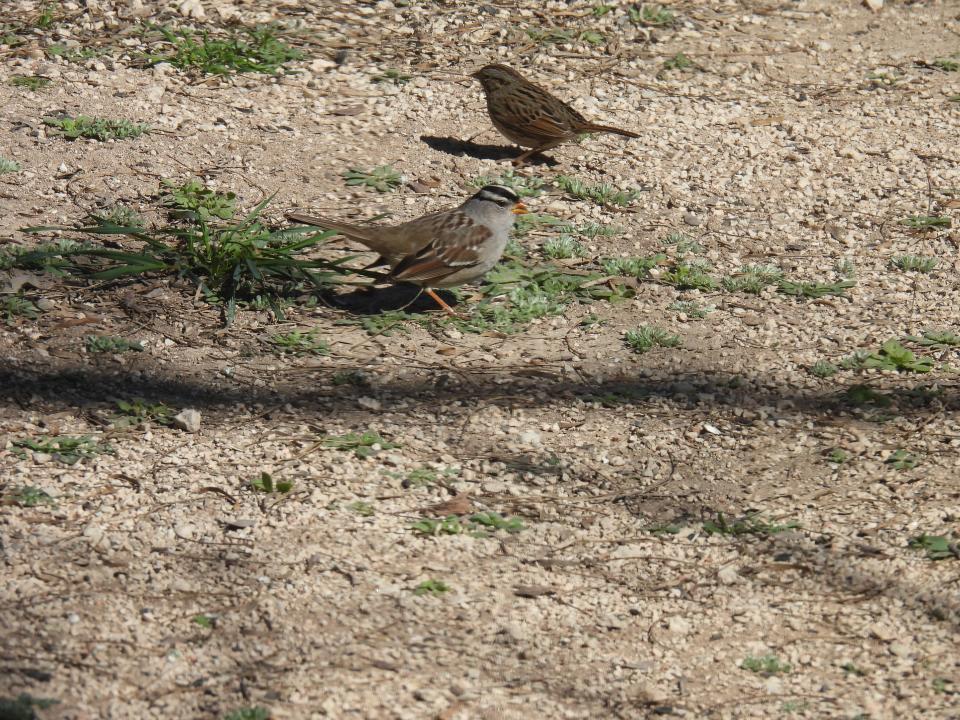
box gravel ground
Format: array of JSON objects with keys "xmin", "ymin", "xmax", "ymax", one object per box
[{"xmin": 2, "ymin": 1, "xmax": 960, "ymax": 718}]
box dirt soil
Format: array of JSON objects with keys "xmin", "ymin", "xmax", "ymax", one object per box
[{"xmin": 2, "ymin": 1, "xmax": 960, "ymax": 718}]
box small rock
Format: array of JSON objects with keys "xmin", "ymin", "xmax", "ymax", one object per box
[
  {"xmin": 517, "ymin": 429, "xmax": 541, "ymax": 446},
  {"xmin": 514, "ymin": 584, "xmax": 555, "ymax": 598},
  {"xmin": 667, "ymin": 616, "xmax": 691, "ymax": 635},
  {"xmin": 223, "ymin": 518, "xmax": 256, "ymax": 530},
  {"xmin": 889, "ymin": 642, "xmax": 912, "ymax": 657},
  {"xmin": 682, "ymin": 212, "xmax": 702, "ymax": 226},
  {"xmin": 602, "ymin": 613, "xmax": 626, "ymax": 629},
  {"xmin": 763, "ymin": 676, "xmax": 782, "ymax": 694},
  {"xmin": 628, "ymin": 683, "xmax": 668, "ymax": 704},
  {"xmin": 172, "ymin": 409, "xmax": 201, "ymax": 433},
  {"xmin": 143, "ymin": 83, "xmax": 165, "ymax": 102},
  {"xmin": 717, "ymin": 565, "xmax": 739, "ymax": 584},
  {"xmin": 869, "ymin": 622, "xmax": 896, "ymax": 642},
  {"xmin": 178, "ymin": 0, "xmax": 206, "ymax": 19},
  {"xmin": 357, "ymin": 396, "xmax": 381, "ymax": 411}
]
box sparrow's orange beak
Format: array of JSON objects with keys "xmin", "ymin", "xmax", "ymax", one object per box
[{"xmin": 511, "ymin": 201, "xmax": 529, "ymax": 215}]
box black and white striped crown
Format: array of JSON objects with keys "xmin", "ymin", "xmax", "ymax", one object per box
[{"xmin": 475, "ymin": 184, "xmax": 520, "ymax": 205}]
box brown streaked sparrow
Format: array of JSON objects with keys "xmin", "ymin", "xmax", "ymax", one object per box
[{"xmin": 472, "ymin": 63, "xmax": 640, "ymax": 165}]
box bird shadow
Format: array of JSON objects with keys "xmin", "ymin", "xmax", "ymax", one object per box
[
  {"xmin": 330, "ymin": 284, "xmax": 457, "ymax": 316},
  {"xmin": 419, "ymin": 135, "xmax": 559, "ymax": 167}
]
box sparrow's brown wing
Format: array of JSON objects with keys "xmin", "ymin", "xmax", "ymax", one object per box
[
  {"xmin": 389, "ymin": 212, "xmax": 491, "ymax": 284},
  {"xmin": 500, "ymin": 82, "xmax": 588, "ymax": 139}
]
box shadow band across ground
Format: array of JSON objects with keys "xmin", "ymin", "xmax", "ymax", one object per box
[{"xmin": 1, "ymin": 361, "xmax": 958, "ymax": 420}]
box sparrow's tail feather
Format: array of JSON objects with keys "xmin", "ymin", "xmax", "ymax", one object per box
[
  {"xmin": 579, "ymin": 123, "xmax": 640, "ymax": 139},
  {"xmin": 285, "ymin": 211, "xmax": 376, "ymax": 242}
]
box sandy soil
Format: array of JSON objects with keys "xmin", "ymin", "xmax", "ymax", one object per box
[{"xmin": 1, "ymin": 1, "xmax": 960, "ymax": 718}]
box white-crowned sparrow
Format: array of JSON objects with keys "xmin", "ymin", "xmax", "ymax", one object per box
[
  {"xmin": 472, "ymin": 63, "xmax": 640, "ymax": 165},
  {"xmin": 286, "ymin": 184, "xmax": 528, "ymax": 314}
]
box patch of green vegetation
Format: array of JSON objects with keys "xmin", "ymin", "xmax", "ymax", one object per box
[
  {"xmin": 2, "ymin": 485, "xmax": 55, "ymax": 508},
  {"xmin": 885, "ymin": 449, "xmax": 917, "ymax": 470},
  {"xmin": 85, "ymin": 335, "xmax": 144, "ymax": 354},
  {"xmin": 347, "ymin": 500, "xmax": 375, "ymax": 516},
  {"xmin": 413, "ymin": 579, "xmax": 450, "ymax": 596},
  {"xmin": 602, "ymin": 253, "xmax": 666, "ymax": 277},
  {"xmin": 348, "ymin": 309, "xmax": 419, "ymax": 337},
  {"xmin": 88, "ymin": 204, "xmax": 145, "ymax": 229},
  {"xmin": 841, "ymin": 662, "xmax": 866, "ymax": 676},
  {"xmin": 43, "ymin": 116, "xmax": 149, "ymax": 142},
  {"xmin": 268, "ymin": 329, "xmax": 329, "ymax": 355},
  {"xmin": 23, "ymin": 183, "xmax": 352, "ymax": 326},
  {"xmin": 12, "ymin": 435, "xmax": 113, "ymax": 465},
  {"xmin": 563, "ymin": 221, "xmax": 621, "ymax": 239},
  {"xmin": 542, "ymin": 235, "xmax": 587, "ymax": 259},
  {"xmin": 36, "ymin": 4, "xmax": 58, "ymax": 29},
  {"xmin": 624, "ymin": 325, "xmax": 681, "ymax": 354},
  {"xmin": 192, "ymin": 614, "xmax": 215, "ymax": 629},
  {"xmin": 1, "ymin": 296, "xmax": 40, "ymax": 321},
  {"xmin": 554, "ymin": 175, "xmax": 641, "ymax": 207},
  {"xmin": 703, "ymin": 512, "xmax": 799, "ymax": 536},
  {"xmin": 342, "ymin": 165, "xmax": 404, "ymax": 193},
  {"xmin": 322, "ymin": 430, "xmax": 398, "ymax": 459},
  {"xmin": 809, "ymin": 360, "xmax": 838, "ymax": 378},
  {"xmin": 866, "ymin": 70, "xmax": 901, "ymax": 87},
  {"xmin": 387, "ymin": 465, "xmax": 459, "ymax": 488},
  {"xmin": 0, "ymin": 157, "xmax": 21, "ymax": 174},
  {"xmin": 843, "ymin": 384, "xmax": 892, "ymax": 408},
  {"xmin": 471, "ymin": 170, "xmax": 545, "ymax": 198},
  {"xmin": 46, "ymin": 44, "xmax": 99, "ymax": 62},
  {"xmin": 722, "ymin": 264, "xmax": 784, "ymax": 294},
  {"xmin": 777, "ymin": 279, "xmax": 855, "ymax": 298},
  {"xmin": 628, "ymin": 3, "xmax": 675, "ymax": 25},
  {"xmin": 593, "ymin": 3, "xmax": 615, "ymax": 16},
  {"xmin": 931, "ymin": 57, "xmax": 959, "ymax": 72},
  {"xmin": 223, "ymin": 708, "xmax": 270, "ymax": 720},
  {"xmin": 113, "ymin": 399, "xmax": 175, "ymax": 428},
  {"xmin": 932, "ymin": 677, "xmax": 955, "ymax": 694},
  {"xmin": 669, "ymin": 299, "xmax": 713, "ymax": 319},
  {"xmin": 162, "ymin": 178, "xmax": 237, "ymax": 221},
  {"xmin": 0, "ymin": 239, "xmax": 92, "ymax": 274},
  {"xmin": 840, "ymin": 339, "xmax": 934, "ymax": 373},
  {"xmin": 904, "ymin": 329, "xmax": 960, "ymax": 349},
  {"xmin": 372, "ymin": 68, "xmax": 411, "ymax": 84},
  {"xmin": 9, "ymin": 75, "xmax": 51, "ymax": 90},
  {"xmin": 145, "ymin": 25, "xmax": 302, "ymax": 75},
  {"xmin": 578, "ymin": 30, "xmax": 606, "ymax": 46},
  {"xmin": 835, "ymin": 258, "xmax": 856, "ymax": 277},
  {"xmin": 899, "ymin": 215, "xmax": 951, "ymax": 230},
  {"xmin": 662, "ymin": 52, "xmax": 694, "ymax": 72},
  {"xmin": 411, "ymin": 512, "xmax": 524, "ymax": 538},
  {"xmin": 663, "ymin": 231, "xmax": 704, "ymax": 255},
  {"xmin": 741, "ymin": 655, "xmax": 791, "ymax": 674},
  {"xmin": 659, "ymin": 260, "xmax": 717, "ymax": 290},
  {"xmin": 512, "ymin": 212, "xmax": 565, "ymax": 238},
  {"xmin": 250, "ymin": 471, "xmax": 293, "ymax": 494},
  {"xmin": 891, "ymin": 254, "xmax": 938, "ymax": 273},
  {"xmin": 825, "ymin": 448, "xmax": 849, "ymax": 464},
  {"xmin": 908, "ymin": 534, "xmax": 959, "ymax": 561},
  {"xmin": 781, "ymin": 701, "xmax": 809, "ymax": 714},
  {"xmin": 0, "ymin": 693, "xmax": 60, "ymax": 720},
  {"xmin": 444, "ymin": 260, "xmax": 628, "ymax": 334},
  {"xmin": 524, "ymin": 26, "xmax": 608, "ymax": 48}
]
